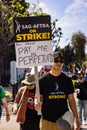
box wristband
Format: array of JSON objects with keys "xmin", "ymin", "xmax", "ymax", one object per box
[{"xmin": 6, "ymin": 115, "xmax": 10, "ymax": 116}]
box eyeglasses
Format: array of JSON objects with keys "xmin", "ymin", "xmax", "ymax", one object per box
[{"xmin": 54, "ymin": 58, "xmax": 64, "ymax": 63}]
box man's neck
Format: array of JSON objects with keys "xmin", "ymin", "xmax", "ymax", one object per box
[{"xmin": 50, "ymin": 69, "xmax": 62, "ymax": 76}]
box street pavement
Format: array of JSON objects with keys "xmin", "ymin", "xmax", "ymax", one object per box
[
  {"xmin": 1, "ymin": 102, "xmax": 87, "ymax": 130},
  {"xmin": 0, "ymin": 87, "xmax": 87, "ymax": 130},
  {"xmin": 0, "ymin": 115, "xmax": 20, "ymax": 130},
  {"xmin": 0, "ymin": 102, "xmax": 20, "ymax": 130}
]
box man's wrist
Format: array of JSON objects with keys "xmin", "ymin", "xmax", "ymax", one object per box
[
  {"xmin": 75, "ymin": 117, "xmax": 79, "ymax": 120},
  {"xmin": 6, "ymin": 114, "xmax": 10, "ymax": 116}
]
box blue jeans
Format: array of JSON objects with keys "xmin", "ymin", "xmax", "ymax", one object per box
[{"xmin": 77, "ymin": 99, "xmax": 87, "ymax": 122}]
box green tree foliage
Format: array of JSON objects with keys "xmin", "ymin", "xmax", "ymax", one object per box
[
  {"xmin": 0, "ymin": 0, "xmax": 30, "ymax": 70},
  {"xmin": 0, "ymin": 0, "xmax": 47, "ymax": 84},
  {"xmin": 0, "ymin": 0, "xmax": 30, "ymax": 46},
  {"xmin": 51, "ymin": 19, "xmax": 63, "ymax": 50},
  {"xmin": 29, "ymin": 2, "xmax": 46, "ymax": 16},
  {"xmin": 0, "ymin": 0, "xmax": 63, "ymax": 84},
  {"xmin": 0, "ymin": 0, "xmax": 47, "ymax": 46},
  {"xmin": 71, "ymin": 31, "xmax": 86, "ymax": 64},
  {"xmin": 64, "ymin": 44, "xmax": 74, "ymax": 66}
]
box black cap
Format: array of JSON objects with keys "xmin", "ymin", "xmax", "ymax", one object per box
[{"xmin": 53, "ymin": 51, "xmax": 64, "ymax": 59}]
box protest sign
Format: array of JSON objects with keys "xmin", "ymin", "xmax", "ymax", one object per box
[
  {"xmin": 14, "ymin": 16, "xmax": 53, "ymax": 68},
  {"xmin": 14, "ymin": 16, "xmax": 53, "ymax": 114}
]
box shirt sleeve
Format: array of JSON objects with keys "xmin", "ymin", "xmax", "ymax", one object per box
[{"xmin": 1, "ymin": 88, "xmax": 6, "ymax": 98}]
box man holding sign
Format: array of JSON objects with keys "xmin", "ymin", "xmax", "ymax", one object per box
[{"xmin": 35, "ymin": 51, "xmax": 81, "ymax": 130}]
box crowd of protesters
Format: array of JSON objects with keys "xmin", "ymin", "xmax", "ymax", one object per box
[{"xmin": 0, "ymin": 51, "xmax": 87, "ymax": 130}]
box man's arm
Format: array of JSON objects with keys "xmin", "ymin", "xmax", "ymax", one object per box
[
  {"xmin": 34, "ymin": 95, "xmax": 43, "ymax": 111},
  {"xmin": 68, "ymin": 94, "xmax": 81, "ymax": 130},
  {"xmin": 2, "ymin": 98, "xmax": 10, "ymax": 122}
]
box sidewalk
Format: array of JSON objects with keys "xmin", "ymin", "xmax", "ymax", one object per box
[
  {"xmin": 1, "ymin": 114, "xmax": 87, "ymax": 130},
  {"xmin": 0, "ymin": 102, "xmax": 20, "ymax": 130},
  {"xmin": 0, "ymin": 115, "xmax": 20, "ymax": 130}
]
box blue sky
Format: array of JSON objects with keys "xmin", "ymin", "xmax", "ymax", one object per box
[{"xmin": 26, "ymin": 0, "xmax": 87, "ymax": 52}]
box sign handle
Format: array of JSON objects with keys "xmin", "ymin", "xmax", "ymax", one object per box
[{"xmin": 34, "ymin": 66, "xmax": 41, "ymax": 115}]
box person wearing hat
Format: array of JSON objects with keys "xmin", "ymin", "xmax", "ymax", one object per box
[
  {"xmin": 75, "ymin": 72, "xmax": 87, "ymax": 125},
  {"xmin": 35, "ymin": 51, "xmax": 81, "ymax": 130},
  {"xmin": 12, "ymin": 73, "xmax": 41, "ymax": 130}
]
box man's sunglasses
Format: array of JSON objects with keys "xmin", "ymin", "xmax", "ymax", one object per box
[
  {"xmin": 54, "ymin": 58, "xmax": 64, "ymax": 63},
  {"xmin": 26, "ymin": 84, "xmax": 34, "ymax": 86}
]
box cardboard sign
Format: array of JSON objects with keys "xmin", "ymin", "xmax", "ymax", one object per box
[{"xmin": 14, "ymin": 16, "xmax": 53, "ymax": 68}]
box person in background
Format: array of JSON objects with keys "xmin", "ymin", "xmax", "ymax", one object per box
[
  {"xmin": 35, "ymin": 51, "xmax": 81, "ymax": 130},
  {"xmin": 84, "ymin": 73, "xmax": 87, "ymax": 80},
  {"xmin": 75, "ymin": 72, "xmax": 87, "ymax": 125},
  {"xmin": 12, "ymin": 73, "xmax": 40, "ymax": 130},
  {"xmin": 0, "ymin": 85, "xmax": 10, "ymax": 122},
  {"xmin": 44, "ymin": 66, "xmax": 50, "ymax": 74}
]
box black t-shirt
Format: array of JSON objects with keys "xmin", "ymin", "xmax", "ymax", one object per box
[
  {"xmin": 25, "ymin": 88, "xmax": 40, "ymax": 122},
  {"xmin": 39, "ymin": 72, "xmax": 74, "ymax": 122},
  {"xmin": 75, "ymin": 80, "xmax": 87, "ymax": 100}
]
